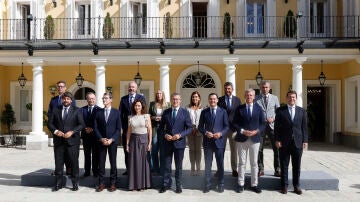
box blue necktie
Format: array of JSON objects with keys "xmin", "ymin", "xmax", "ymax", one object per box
[
  {"xmin": 247, "ymin": 106, "xmax": 251, "ymax": 120},
  {"xmin": 211, "ymin": 108, "xmax": 216, "ymax": 121},
  {"xmin": 226, "ymin": 96, "xmax": 231, "ymax": 108},
  {"xmin": 63, "ymin": 107, "xmax": 68, "ymax": 120},
  {"xmin": 172, "ymin": 108, "xmax": 177, "ymax": 123}
]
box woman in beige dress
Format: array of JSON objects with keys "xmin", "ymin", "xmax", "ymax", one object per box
[
  {"xmin": 126, "ymin": 99, "xmax": 152, "ymax": 191},
  {"xmin": 186, "ymin": 91, "xmax": 203, "ymax": 176}
]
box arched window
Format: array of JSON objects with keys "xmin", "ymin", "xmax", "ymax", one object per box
[
  {"xmin": 182, "ymin": 71, "xmax": 216, "ymax": 88},
  {"xmin": 74, "ymin": 87, "xmax": 95, "ymax": 100}
]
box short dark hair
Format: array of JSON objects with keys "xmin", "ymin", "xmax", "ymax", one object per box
[
  {"xmin": 224, "ymin": 82, "xmax": 233, "ymax": 88},
  {"xmin": 57, "ymin": 80, "xmax": 66, "ymax": 86},
  {"xmin": 286, "ymin": 90, "xmax": 297, "ymax": 98},
  {"xmin": 103, "ymin": 92, "xmax": 113, "ymax": 99},
  {"xmin": 62, "ymin": 91, "xmax": 73, "ymax": 100},
  {"xmin": 208, "ymin": 92, "xmax": 218, "ymax": 99},
  {"xmin": 131, "ymin": 99, "xmax": 147, "ymax": 115}
]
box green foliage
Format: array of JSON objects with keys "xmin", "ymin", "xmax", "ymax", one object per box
[
  {"xmin": 44, "ymin": 15, "xmax": 55, "ymax": 40},
  {"xmin": 1, "ymin": 103, "xmax": 16, "ymax": 134},
  {"xmin": 103, "ymin": 12, "xmax": 114, "ymax": 39},
  {"xmin": 165, "ymin": 12, "xmax": 173, "ymax": 38},
  {"xmin": 223, "ymin": 12, "xmax": 234, "ymax": 38},
  {"xmin": 284, "ymin": 10, "xmax": 297, "ymax": 38}
]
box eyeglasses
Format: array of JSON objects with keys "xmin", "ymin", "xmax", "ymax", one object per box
[
  {"xmin": 57, "ymin": 85, "xmax": 65, "ymax": 88},
  {"xmin": 102, "ymin": 97, "xmax": 110, "ymax": 100}
]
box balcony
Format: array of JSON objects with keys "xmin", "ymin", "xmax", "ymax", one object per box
[{"xmin": 0, "ymin": 15, "xmax": 359, "ymax": 51}]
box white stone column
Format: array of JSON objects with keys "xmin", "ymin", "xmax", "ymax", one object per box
[
  {"xmin": 156, "ymin": 58, "xmax": 172, "ymax": 101},
  {"xmin": 289, "ymin": 57, "xmax": 307, "ymax": 107},
  {"xmin": 26, "ymin": 59, "xmax": 47, "ymax": 150},
  {"xmin": 92, "ymin": 59, "xmax": 107, "ymax": 108},
  {"xmin": 223, "ymin": 57, "xmax": 239, "ymax": 95}
]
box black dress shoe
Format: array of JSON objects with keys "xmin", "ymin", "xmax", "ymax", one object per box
[
  {"xmin": 175, "ymin": 187, "xmax": 182, "ymax": 193},
  {"xmin": 250, "ymin": 186, "xmax": 262, "ymax": 193},
  {"xmin": 294, "ymin": 187, "xmax": 302, "ymax": 195},
  {"xmin": 280, "ymin": 186, "xmax": 288, "ymax": 194},
  {"xmin": 236, "ymin": 185, "xmax": 244, "ymax": 193},
  {"xmin": 72, "ymin": 184, "xmax": 79, "ymax": 191},
  {"xmin": 203, "ymin": 187, "xmax": 210, "ymax": 193},
  {"xmin": 122, "ymin": 171, "xmax": 128, "ymax": 175},
  {"xmin": 218, "ymin": 185, "xmax": 224, "ymax": 193},
  {"xmin": 159, "ymin": 187, "xmax": 167, "ymax": 193},
  {"xmin": 83, "ymin": 173, "xmax": 90, "ymax": 177},
  {"xmin": 232, "ymin": 170, "xmax": 238, "ymax": 177},
  {"xmin": 52, "ymin": 185, "xmax": 62, "ymax": 192}
]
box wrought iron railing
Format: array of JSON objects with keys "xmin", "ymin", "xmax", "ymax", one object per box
[{"xmin": 0, "ymin": 15, "xmax": 359, "ymax": 41}]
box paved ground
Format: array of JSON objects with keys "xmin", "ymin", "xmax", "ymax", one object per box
[{"xmin": 0, "ymin": 143, "xmax": 359, "ymax": 202}]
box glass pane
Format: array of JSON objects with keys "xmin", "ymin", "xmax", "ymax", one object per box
[
  {"xmin": 142, "ymin": 4, "xmax": 147, "ymax": 34},
  {"xmin": 257, "ymin": 3, "xmax": 264, "ymax": 33},
  {"xmin": 20, "ymin": 90, "xmax": 29, "ymax": 122},
  {"xmin": 87, "ymin": 5, "xmax": 91, "ymax": 35},
  {"xmin": 79, "ymin": 5, "xmax": 85, "ymax": 35},
  {"xmin": 247, "ymin": 3, "xmax": 254, "ymax": 34},
  {"xmin": 310, "ymin": 3, "xmax": 314, "ymax": 33},
  {"xmin": 317, "ymin": 2, "xmax": 324, "ymax": 33}
]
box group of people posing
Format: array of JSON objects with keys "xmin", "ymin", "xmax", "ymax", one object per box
[{"xmin": 47, "ymin": 80, "xmax": 308, "ymax": 195}]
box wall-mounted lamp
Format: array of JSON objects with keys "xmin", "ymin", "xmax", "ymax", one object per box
[
  {"xmin": 194, "ymin": 61, "xmax": 202, "ymax": 87},
  {"xmin": 27, "ymin": 46, "xmax": 34, "ymax": 56},
  {"xmin": 106, "ymin": 86, "xmax": 113, "ymax": 93},
  {"xmin": 92, "ymin": 43, "xmax": 99, "ymax": 55},
  {"xmin": 75, "ymin": 62, "xmax": 84, "ymax": 87},
  {"xmin": 255, "ymin": 60, "xmax": 263, "ymax": 86},
  {"xmin": 52, "ymin": 0, "xmax": 57, "ymax": 8},
  {"xmin": 160, "ymin": 41, "xmax": 165, "ymax": 54},
  {"xmin": 318, "ymin": 60, "xmax": 326, "ymax": 86},
  {"xmin": 134, "ymin": 61, "xmax": 143, "ymax": 87},
  {"xmin": 18, "ymin": 62, "xmax": 27, "ymax": 88},
  {"xmin": 228, "ymin": 41, "xmax": 234, "ymax": 54},
  {"xmin": 49, "ymin": 85, "xmax": 56, "ymax": 96}
]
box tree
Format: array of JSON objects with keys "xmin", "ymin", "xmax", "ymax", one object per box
[
  {"xmin": 165, "ymin": 12, "xmax": 173, "ymax": 38},
  {"xmin": 223, "ymin": 12, "xmax": 234, "ymax": 38},
  {"xmin": 284, "ymin": 10, "xmax": 297, "ymax": 38},
  {"xmin": 103, "ymin": 12, "xmax": 114, "ymax": 39},
  {"xmin": 1, "ymin": 104, "xmax": 16, "ymax": 134},
  {"xmin": 44, "ymin": 15, "xmax": 55, "ymax": 40}
]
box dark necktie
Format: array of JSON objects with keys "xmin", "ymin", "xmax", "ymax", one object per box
[
  {"xmin": 264, "ymin": 95, "xmax": 268, "ymax": 109},
  {"xmin": 172, "ymin": 108, "xmax": 177, "ymax": 123},
  {"xmin": 130, "ymin": 95, "xmax": 134, "ymax": 105},
  {"xmin": 226, "ymin": 96, "xmax": 231, "ymax": 108},
  {"xmin": 88, "ymin": 106, "xmax": 92, "ymax": 115},
  {"xmin": 247, "ymin": 105, "xmax": 251, "ymax": 120},
  {"xmin": 63, "ymin": 107, "xmax": 68, "ymax": 120},
  {"xmin": 105, "ymin": 108, "xmax": 109, "ymax": 122},
  {"xmin": 211, "ymin": 108, "xmax": 216, "ymax": 121}
]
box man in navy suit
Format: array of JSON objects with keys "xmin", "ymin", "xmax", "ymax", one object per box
[
  {"xmin": 94, "ymin": 92, "xmax": 121, "ymax": 192},
  {"xmin": 119, "ymin": 81, "xmax": 146, "ymax": 175},
  {"xmin": 233, "ymin": 89, "xmax": 265, "ymax": 194},
  {"xmin": 48, "ymin": 81, "xmax": 76, "ymax": 175},
  {"xmin": 158, "ymin": 93, "xmax": 192, "ymax": 194},
  {"xmin": 47, "ymin": 92, "xmax": 85, "ymax": 192},
  {"xmin": 218, "ymin": 82, "xmax": 241, "ymax": 177},
  {"xmin": 275, "ymin": 90, "xmax": 308, "ymax": 195},
  {"xmin": 198, "ymin": 93, "xmax": 229, "ymax": 193},
  {"xmin": 81, "ymin": 92, "xmax": 101, "ymax": 177}
]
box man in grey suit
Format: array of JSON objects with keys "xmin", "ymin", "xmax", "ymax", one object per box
[{"xmin": 255, "ymin": 81, "xmax": 280, "ymax": 177}]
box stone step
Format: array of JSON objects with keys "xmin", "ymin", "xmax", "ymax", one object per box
[{"xmin": 21, "ymin": 169, "xmax": 338, "ymax": 191}]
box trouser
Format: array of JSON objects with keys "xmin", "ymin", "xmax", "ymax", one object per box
[
  {"xmin": 258, "ymin": 124, "xmax": 280, "ymax": 172},
  {"xmin": 236, "ymin": 139, "xmax": 260, "ymax": 187}
]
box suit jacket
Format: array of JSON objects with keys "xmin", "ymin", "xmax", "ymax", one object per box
[
  {"xmin": 233, "ymin": 103, "xmax": 265, "ymax": 143},
  {"xmin": 119, "ymin": 94, "xmax": 146, "ymax": 135},
  {"xmin": 48, "ymin": 95, "xmax": 76, "ymax": 117},
  {"xmin": 157, "ymin": 107, "xmax": 192, "ymax": 149},
  {"xmin": 218, "ymin": 95, "xmax": 241, "ymax": 131},
  {"xmin": 198, "ymin": 107, "xmax": 229, "ymax": 149},
  {"xmin": 94, "ymin": 108, "xmax": 122, "ymax": 145},
  {"xmin": 255, "ymin": 93, "xmax": 280, "ymax": 129},
  {"xmin": 81, "ymin": 105, "xmax": 101, "ymax": 140},
  {"xmin": 47, "ymin": 105, "xmax": 85, "ymax": 146},
  {"xmin": 274, "ymin": 105, "xmax": 308, "ymax": 149}
]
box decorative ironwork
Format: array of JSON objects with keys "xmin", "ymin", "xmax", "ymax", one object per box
[{"xmin": 182, "ymin": 71, "xmax": 215, "ymax": 88}]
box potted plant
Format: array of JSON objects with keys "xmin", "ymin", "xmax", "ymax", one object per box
[
  {"xmin": 44, "ymin": 15, "xmax": 55, "ymax": 40},
  {"xmin": 103, "ymin": 12, "xmax": 114, "ymax": 39},
  {"xmin": 165, "ymin": 12, "xmax": 173, "ymax": 38},
  {"xmin": 223, "ymin": 12, "xmax": 234, "ymax": 38},
  {"xmin": 1, "ymin": 104, "xmax": 16, "ymax": 145},
  {"xmin": 283, "ymin": 10, "xmax": 297, "ymax": 38}
]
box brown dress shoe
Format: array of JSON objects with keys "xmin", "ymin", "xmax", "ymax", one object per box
[
  {"xmin": 294, "ymin": 187, "xmax": 302, "ymax": 195},
  {"xmin": 281, "ymin": 187, "xmax": 288, "ymax": 194},
  {"xmin": 96, "ymin": 184, "xmax": 105, "ymax": 192},
  {"xmin": 109, "ymin": 184, "xmax": 117, "ymax": 192}
]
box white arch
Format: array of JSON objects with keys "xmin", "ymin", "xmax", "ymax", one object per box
[{"xmin": 68, "ymin": 81, "xmax": 97, "ymax": 107}]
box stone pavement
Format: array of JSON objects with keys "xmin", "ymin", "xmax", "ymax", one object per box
[{"xmin": 0, "ymin": 143, "xmax": 359, "ymax": 202}]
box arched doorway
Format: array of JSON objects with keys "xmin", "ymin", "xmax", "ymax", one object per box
[
  {"xmin": 68, "ymin": 81, "xmax": 96, "ymax": 107},
  {"xmin": 176, "ymin": 64, "xmax": 221, "ymax": 107}
]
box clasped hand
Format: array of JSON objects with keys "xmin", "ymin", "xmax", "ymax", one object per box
[
  {"xmin": 101, "ymin": 138, "xmax": 113, "ymax": 146},
  {"xmin": 242, "ymin": 130, "xmax": 258, "ymax": 137},
  {"xmin": 206, "ymin": 131, "xmax": 221, "ymax": 139},
  {"xmin": 56, "ymin": 130, "xmax": 73, "ymax": 139},
  {"xmin": 165, "ymin": 134, "xmax": 181, "ymax": 141}
]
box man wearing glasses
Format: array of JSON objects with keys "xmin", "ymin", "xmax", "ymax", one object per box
[{"xmin": 48, "ymin": 80, "xmax": 76, "ymax": 175}]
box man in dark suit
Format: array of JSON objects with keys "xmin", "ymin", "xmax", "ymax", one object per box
[
  {"xmin": 158, "ymin": 93, "xmax": 192, "ymax": 194},
  {"xmin": 48, "ymin": 81, "xmax": 76, "ymax": 175},
  {"xmin": 119, "ymin": 81, "xmax": 146, "ymax": 175},
  {"xmin": 47, "ymin": 92, "xmax": 85, "ymax": 192},
  {"xmin": 94, "ymin": 92, "xmax": 121, "ymax": 192},
  {"xmin": 255, "ymin": 81, "xmax": 281, "ymax": 177},
  {"xmin": 233, "ymin": 89, "xmax": 265, "ymax": 194},
  {"xmin": 275, "ymin": 90, "xmax": 308, "ymax": 195},
  {"xmin": 218, "ymin": 81, "xmax": 241, "ymax": 177},
  {"xmin": 81, "ymin": 92, "xmax": 101, "ymax": 177},
  {"xmin": 198, "ymin": 93, "xmax": 229, "ymax": 193}
]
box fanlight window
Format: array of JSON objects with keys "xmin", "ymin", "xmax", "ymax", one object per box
[{"xmin": 182, "ymin": 72, "xmax": 215, "ymax": 88}]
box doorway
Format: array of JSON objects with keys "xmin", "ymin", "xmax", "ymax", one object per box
[
  {"xmin": 307, "ymin": 87, "xmax": 327, "ymax": 142},
  {"xmin": 192, "ymin": 2, "xmax": 207, "ymax": 38}
]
